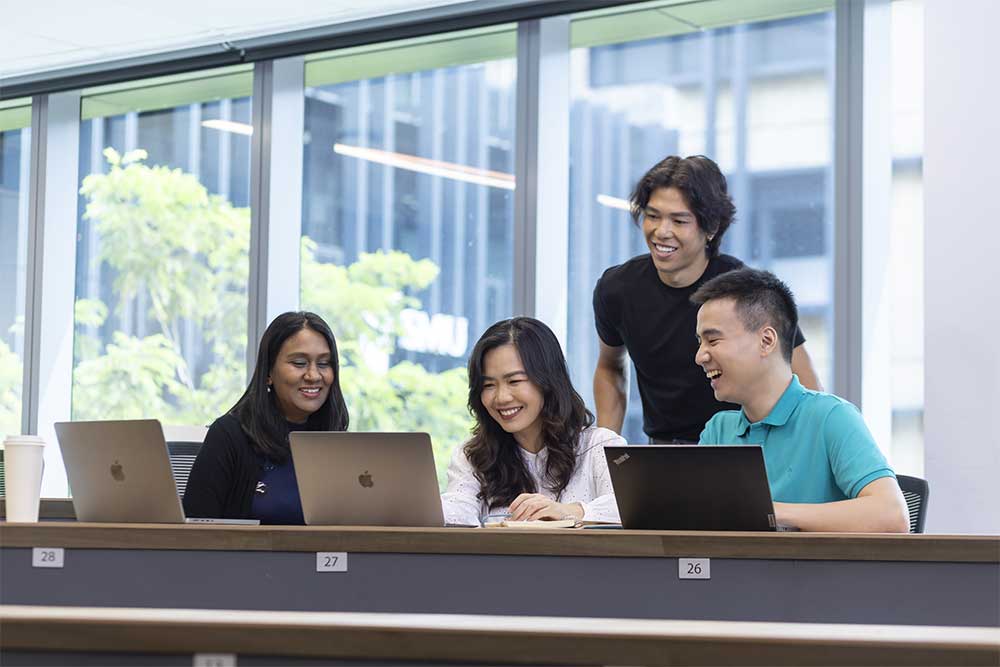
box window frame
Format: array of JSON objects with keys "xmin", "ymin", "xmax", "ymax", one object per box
[{"xmin": 17, "ymin": 0, "xmax": 893, "ymax": 497}]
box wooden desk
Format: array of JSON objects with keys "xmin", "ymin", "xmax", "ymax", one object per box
[
  {"xmin": 2, "ymin": 605, "xmax": 998, "ymax": 666},
  {"xmin": 1, "ymin": 523, "xmax": 998, "ymax": 627}
]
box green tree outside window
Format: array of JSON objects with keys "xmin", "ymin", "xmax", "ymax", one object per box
[{"xmin": 71, "ymin": 148, "xmax": 471, "ymax": 488}]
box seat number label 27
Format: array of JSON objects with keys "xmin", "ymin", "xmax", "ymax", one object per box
[{"xmin": 316, "ymin": 552, "xmax": 348, "ymax": 572}]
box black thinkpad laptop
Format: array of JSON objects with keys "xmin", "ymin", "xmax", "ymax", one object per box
[{"xmin": 605, "ymin": 445, "xmax": 778, "ymax": 531}]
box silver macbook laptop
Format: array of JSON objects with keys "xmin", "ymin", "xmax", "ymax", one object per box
[
  {"xmin": 290, "ymin": 432, "xmax": 444, "ymax": 527},
  {"xmin": 55, "ymin": 419, "xmax": 257, "ymax": 525}
]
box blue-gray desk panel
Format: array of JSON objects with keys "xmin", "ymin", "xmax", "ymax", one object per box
[{"xmin": 1, "ymin": 548, "xmax": 997, "ymax": 626}]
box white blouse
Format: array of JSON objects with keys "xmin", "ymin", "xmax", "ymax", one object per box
[{"xmin": 441, "ymin": 426, "xmax": 625, "ymax": 526}]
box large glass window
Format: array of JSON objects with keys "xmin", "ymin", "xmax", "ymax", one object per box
[
  {"xmin": 888, "ymin": 0, "xmax": 924, "ymax": 474},
  {"xmin": 0, "ymin": 99, "xmax": 31, "ymax": 440},
  {"xmin": 567, "ymin": 3, "xmax": 835, "ymax": 444},
  {"xmin": 73, "ymin": 67, "xmax": 253, "ymax": 425},
  {"xmin": 301, "ymin": 27, "xmax": 517, "ymax": 487}
]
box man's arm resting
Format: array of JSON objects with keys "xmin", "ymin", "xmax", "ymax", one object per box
[
  {"xmin": 594, "ymin": 340, "xmax": 628, "ymax": 434},
  {"xmin": 773, "ymin": 477, "xmax": 910, "ymax": 533},
  {"xmin": 792, "ymin": 344, "xmax": 823, "ymax": 391}
]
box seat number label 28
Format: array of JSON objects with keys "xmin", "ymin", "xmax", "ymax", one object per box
[{"xmin": 32, "ymin": 548, "xmax": 65, "ymax": 568}]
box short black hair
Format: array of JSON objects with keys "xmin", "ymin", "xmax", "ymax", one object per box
[
  {"xmin": 629, "ymin": 155, "xmax": 736, "ymax": 258},
  {"xmin": 690, "ymin": 268, "xmax": 799, "ymax": 363}
]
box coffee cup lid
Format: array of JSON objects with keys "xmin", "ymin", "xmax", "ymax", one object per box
[{"xmin": 3, "ymin": 435, "xmax": 46, "ymax": 447}]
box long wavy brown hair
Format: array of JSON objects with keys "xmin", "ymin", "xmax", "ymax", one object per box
[{"xmin": 464, "ymin": 317, "xmax": 594, "ymax": 510}]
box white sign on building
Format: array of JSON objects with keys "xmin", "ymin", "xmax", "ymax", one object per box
[{"xmin": 398, "ymin": 309, "xmax": 469, "ymax": 358}]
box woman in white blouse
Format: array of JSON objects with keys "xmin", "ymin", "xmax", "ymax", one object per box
[{"xmin": 442, "ymin": 317, "xmax": 625, "ymax": 526}]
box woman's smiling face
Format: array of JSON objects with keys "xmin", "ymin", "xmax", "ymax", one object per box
[
  {"xmin": 480, "ymin": 343, "xmax": 545, "ymax": 448},
  {"xmin": 268, "ymin": 327, "xmax": 334, "ymax": 424}
]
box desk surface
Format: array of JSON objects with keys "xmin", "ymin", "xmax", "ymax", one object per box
[
  {"xmin": 3, "ymin": 605, "xmax": 999, "ymax": 666},
  {"xmin": 1, "ymin": 521, "xmax": 998, "ymax": 562}
]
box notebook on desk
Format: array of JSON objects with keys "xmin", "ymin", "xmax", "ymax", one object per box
[
  {"xmin": 605, "ymin": 444, "xmax": 778, "ymax": 531},
  {"xmin": 55, "ymin": 419, "xmax": 258, "ymax": 525},
  {"xmin": 290, "ymin": 431, "xmax": 444, "ymax": 527}
]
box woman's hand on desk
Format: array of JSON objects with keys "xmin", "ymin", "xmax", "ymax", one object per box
[{"xmin": 508, "ymin": 494, "xmax": 584, "ymax": 522}]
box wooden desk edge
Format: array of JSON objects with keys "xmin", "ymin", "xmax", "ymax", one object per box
[
  {"xmin": 2, "ymin": 607, "xmax": 998, "ymax": 667},
  {"xmin": 1, "ymin": 522, "xmax": 998, "ymax": 562}
]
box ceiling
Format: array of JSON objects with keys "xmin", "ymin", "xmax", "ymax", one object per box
[
  {"xmin": 0, "ymin": 0, "xmax": 834, "ymax": 90},
  {"xmin": 0, "ymin": 0, "xmax": 470, "ymax": 80}
]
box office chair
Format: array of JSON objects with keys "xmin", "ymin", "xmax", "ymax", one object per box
[
  {"xmin": 166, "ymin": 441, "xmax": 202, "ymax": 498},
  {"xmin": 163, "ymin": 425, "xmax": 208, "ymax": 499},
  {"xmin": 896, "ymin": 474, "xmax": 929, "ymax": 533}
]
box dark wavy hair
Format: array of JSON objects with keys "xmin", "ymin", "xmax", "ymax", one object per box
[
  {"xmin": 629, "ymin": 155, "xmax": 736, "ymax": 258},
  {"xmin": 230, "ymin": 311, "xmax": 349, "ymax": 461},
  {"xmin": 464, "ymin": 317, "xmax": 594, "ymax": 510},
  {"xmin": 691, "ymin": 268, "xmax": 799, "ymax": 363}
]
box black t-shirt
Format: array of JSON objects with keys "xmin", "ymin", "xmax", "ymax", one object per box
[{"xmin": 593, "ymin": 253, "xmax": 806, "ymax": 442}]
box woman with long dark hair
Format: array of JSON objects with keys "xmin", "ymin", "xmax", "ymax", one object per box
[
  {"xmin": 442, "ymin": 317, "xmax": 624, "ymax": 525},
  {"xmin": 183, "ymin": 311, "xmax": 349, "ymax": 523}
]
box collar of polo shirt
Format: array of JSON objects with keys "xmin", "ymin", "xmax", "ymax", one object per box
[{"xmin": 734, "ymin": 375, "xmax": 808, "ymax": 438}]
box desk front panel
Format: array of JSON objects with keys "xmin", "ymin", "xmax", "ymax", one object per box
[{"xmin": 2, "ymin": 524, "xmax": 997, "ymax": 627}]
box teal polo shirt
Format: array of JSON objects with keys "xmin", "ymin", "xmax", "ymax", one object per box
[{"xmin": 699, "ymin": 375, "xmax": 895, "ymax": 503}]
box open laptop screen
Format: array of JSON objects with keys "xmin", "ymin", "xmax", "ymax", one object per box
[
  {"xmin": 605, "ymin": 445, "xmax": 776, "ymax": 531},
  {"xmin": 291, "ymin": 432, "xmax": 444, "ymax": 527}
]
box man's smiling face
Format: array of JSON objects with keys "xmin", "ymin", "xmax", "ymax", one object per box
[
  {"xmin": 694, "ymin": 297, "xmax": 764, "ymax": 406},
  {"xmin": 642, "ymin": 186, "xmax": 711, "ymax": 286}
]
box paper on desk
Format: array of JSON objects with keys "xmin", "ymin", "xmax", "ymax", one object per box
[{"xmin": 482, "ymin": 519, "xmax": 579, "ymax": 529}]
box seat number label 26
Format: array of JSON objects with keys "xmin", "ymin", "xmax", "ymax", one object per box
[{"xmin": 678, "ymin": 557, "xmax": 710, "ymax": 579}]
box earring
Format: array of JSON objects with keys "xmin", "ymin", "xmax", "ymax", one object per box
[{"xmin": 266, "ymin": 385, "xmax": 272, "ymax": 393}]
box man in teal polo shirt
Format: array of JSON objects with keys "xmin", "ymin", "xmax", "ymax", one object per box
[{"xmin": 691, "ymin": 268, "xmax": 909, "ymax": 532}]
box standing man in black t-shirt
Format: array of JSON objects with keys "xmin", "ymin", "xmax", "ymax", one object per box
[{"xmin": 592, "ymin": 155, "xmax": 821, "ymax": 443}]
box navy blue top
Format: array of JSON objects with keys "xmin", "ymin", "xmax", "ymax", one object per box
[
  {"xmin": 185, "ymin": 414, "xmax": 331, "ymax": 522},
  {"xmin": 250, "ymin": 455, "xmax": 306, "ymax": 525}
]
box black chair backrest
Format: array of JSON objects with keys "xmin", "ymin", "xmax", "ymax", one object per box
[
  {"xmin": 167, "ymin": 441, "xmax": 202, "ymax": 498},
  {"xmin": 896, "ymin": 474, "xmax": 929, "ymax": 533}
]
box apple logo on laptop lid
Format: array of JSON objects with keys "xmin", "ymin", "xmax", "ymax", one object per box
[
  {"xmin": 358, "ymin": 470, "xmax": 374, "ymax": 488},
  {"xmin": 110, "ymin": 460, "xmax": 125, "ymax": 482}
]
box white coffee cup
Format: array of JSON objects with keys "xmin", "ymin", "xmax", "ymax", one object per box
[{"xmin": 4, "ymin": 435, "xmax": 46, "ymax": 522}]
